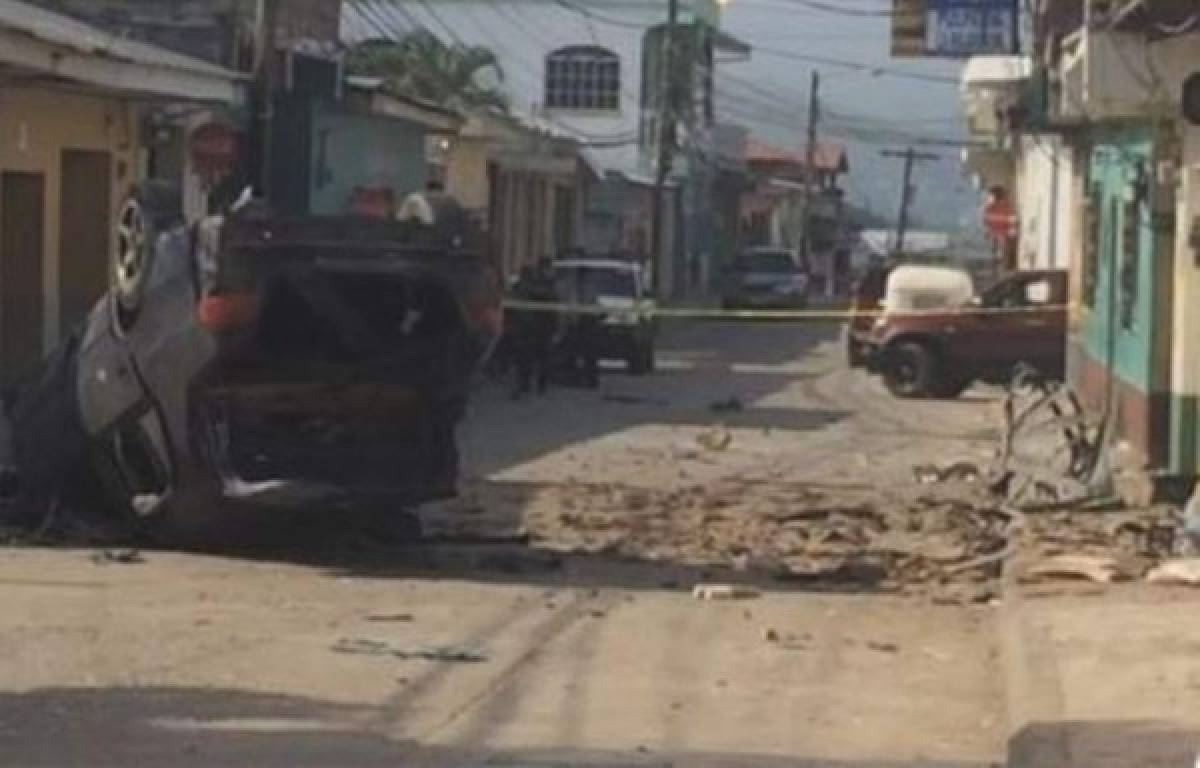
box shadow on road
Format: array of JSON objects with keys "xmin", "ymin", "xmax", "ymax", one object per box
[
  {"xmin": 0, "ymin": 684, "xmax": 1000, "ymax": 768},
  {"xmin": 464, "ymin": 320, "xmax": 844, "ymax": 477},
  {"xmin": 1008, "ymin": 719, "xmax": 1200, "ymax": 768}
]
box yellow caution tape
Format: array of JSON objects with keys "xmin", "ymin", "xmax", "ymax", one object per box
[{"xmin": 501, "ymin": 298, "xmax": 1073, "ymax": 321}]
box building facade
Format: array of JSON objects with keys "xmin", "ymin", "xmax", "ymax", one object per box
[
  {"xmin": 0, "ymin": 2, "xmax": 241, "ymax": 381},
  {"xmin": 1026, "ymin": 0, "xmax": 1200, "ymax": 483},
  {"xmin": 341, "ymin": 0, "xmax": 747, "ymax": 298}
]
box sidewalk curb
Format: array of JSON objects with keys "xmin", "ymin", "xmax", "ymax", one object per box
[{"xmin": 998, "ymin": 587, "xmax": 1071, "ymax": 768}]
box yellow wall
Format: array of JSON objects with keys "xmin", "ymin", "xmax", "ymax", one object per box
[
  {"xmin": 0, "ymin": 85, "xmax": 138, "ymax": 349},
  {"xmin": 445, "ymin": 137, "xmax": 491, "ymax": 213}
]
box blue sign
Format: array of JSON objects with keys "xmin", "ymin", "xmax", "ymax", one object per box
[{"xmin": 925, "ymin": 0, "xmax": 1018, "ymax": 56}]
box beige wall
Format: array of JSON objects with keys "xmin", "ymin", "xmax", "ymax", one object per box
[
  {"xmin": 0, "ymin": 86, "xmax": 138, "ymax": 349},
  {"xmin": 445, "ymin": 138, "xmax": 491, "ymax": 213}
]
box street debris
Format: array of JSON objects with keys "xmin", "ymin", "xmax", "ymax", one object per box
[
  {"xmin": 710, "ymin": 397, "xmax": 744, "ymax": 413},
  {"xmin": 1145, "ymin": 559, "xmax": 1200, "ymax": 587},
  {"xmin": 763, "ymin": 628, "xmax": 811, "ymax": 650},
  {"xmin": 992, "ymin": 376, "xmax": 1104, "ymax": 507},
  {"xmin": 913, "ymin": 462, "xmax": 982, "ymax": 485},
  {"xmin": 696, "ymin": 427, "xmax": 734, "ymax": 452},
  {"xmin": 89, "ymin": 549, "xmax": 145, "ymax": 565},
  {"xmin": 692, "ymin": 583, "xmax": 760, "ymax": 600},
  {"xmin": 1019, "ymin": 554, "xmax": 1129, "ymax": 584},
  {"xmin": 331, "ymin": 637, "xmax": 486, "ymax": 662}
]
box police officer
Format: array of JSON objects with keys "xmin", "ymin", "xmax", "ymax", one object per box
[{"xmin": 508, "ymin": 263, "xmax": 558, "ymax": 399}]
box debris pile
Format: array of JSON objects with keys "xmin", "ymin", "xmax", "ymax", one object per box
[{"xmin": 429, "ymin": 476, "xmax": 1018, "ymax": 600}]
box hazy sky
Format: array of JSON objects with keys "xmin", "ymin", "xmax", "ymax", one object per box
[{"xmin": 716, "ymin": 0, "xmax": 981, "ymax": 231}]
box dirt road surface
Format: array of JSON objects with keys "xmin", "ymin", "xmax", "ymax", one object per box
[{"xmin": 0, "ymin": 321, "xmax": 1010, "ymax": 767}]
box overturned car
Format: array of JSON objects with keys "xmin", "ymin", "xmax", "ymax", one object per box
[{"xmin": 6, "ymin": 194, "xmax": 501, "ymax": 541}]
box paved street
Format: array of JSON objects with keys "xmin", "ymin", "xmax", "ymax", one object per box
[{"xmin": 0, "ymin": 321, "xmax": 1012, "ymax": 767}]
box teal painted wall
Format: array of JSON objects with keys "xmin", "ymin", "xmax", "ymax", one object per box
[
  {"xmin": 308, "ymin": 106, "xmax": 428, "ymax": 216},
  {"xmin": 1078, "ymin": 129, "xmax": 1159, "ymax": 395}
]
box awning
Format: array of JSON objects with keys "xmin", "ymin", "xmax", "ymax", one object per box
[{"xmin": 0, "ymin": 0, "xmax": 243, "ymax": 103}]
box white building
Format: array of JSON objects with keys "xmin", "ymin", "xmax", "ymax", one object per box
[{"xmin": 343, "ymin": 0, "xmax": 749, "ymax": 297}]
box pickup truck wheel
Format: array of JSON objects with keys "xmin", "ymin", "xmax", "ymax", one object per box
[
  {"xmin": 883, "ymin": 342, "xmax": 939, "ymax": 398},
  {"xmin": 934, "ymin": 374, "xmax": 972, "ymax": 399},
  {"xmin": 846, "ymin": 337, "xmax": 867, "ymax": 368},
  {"xmin": 628, "ymin": 339, "xmax": 655, "ymax": 375}
]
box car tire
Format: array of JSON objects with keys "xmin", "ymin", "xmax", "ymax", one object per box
[
  {"xmin": 846, "ymin": 337, "xmax": 867, "ymax": 368},
  {"xmin": 112, "ymin": 197, "xmax": 152, "ymax": 332},
  {"xmin": 628, "ymin": 341, "xmax": 654, "ymax": 375},
  {"xmin": 112, "ymin": 184, "xmax": 181, "ymax": 334},
  {"xmin": 882, "ymin": 342, "xmax": 939, "ymax": 399},
  {"xmin": 934, "ymin": 373, "xmax": 973, "ymax": 399}
]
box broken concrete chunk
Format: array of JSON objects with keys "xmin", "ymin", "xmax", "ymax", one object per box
[
  {"xmin": 696, "ymin": 427, "xmax": 734, "ymax": 452},
  {"xmin": 691, "ymin": 583, "xmax": 760, "ymax": 600},
  {"xmin": 1021, "ymin": 554, "xmax": 1128, "ymax": 584},
  {"xmin": 90, "ymin": 549, "xmax": 144, "ymax": 565},
  {"xmin": 1146, "ymin": 558, "xmax": 1200, "ymax": 587}
]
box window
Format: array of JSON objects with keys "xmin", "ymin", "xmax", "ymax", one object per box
[
  {"xmin": 1119, "ymin": 197, "xmax": 1141, "ymax": 330},
  {"xmin": 981, "ymin": 276, "xmax": 1053, "ymax": 309},
  {"xmin": 545, "ymin": 46, "xmax": 620, "ymax": 110},
  {"xmin": 1082, "ymin": 184, "xmax": 1101, "ymax": 308}
]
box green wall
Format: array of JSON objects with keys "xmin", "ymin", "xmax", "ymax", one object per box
[{"xmin": 1079, "ymin": 129, "xmax": 1159, "ymax": 395}]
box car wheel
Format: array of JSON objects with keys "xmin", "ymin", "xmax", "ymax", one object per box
[
  {"xmin": 628, "ymin": 340, "xmax": 654, "ymax": 375},
  {"xmin": 846, "ymin": 337, "xmax": 866, "ymax": 368},
  {"xmin": 934, "ymin": 374, "xmax": 973, "ymax": 399},
  {"xmin": 882, "ymin": 342, "xmax": 939, "ymax": 398},
  {"xmin": 112, "ymin": 197, "xmax": 153, "ymax": 333}
]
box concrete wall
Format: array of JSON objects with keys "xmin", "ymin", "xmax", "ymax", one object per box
[
  {"xmin": 0, "ymin": 86, "xmax": 137, "ymax": 351},
  {"xmin": 1169, "ymin": 125, "xmax": 1200, "ymax": 475},
  {"xmin": 308, "ymin": 106, "xmax": 427, "ymax": 216},
  {"xmin": 1017, "ymin": 134, "xmax": 1074, "ymax": 270}
]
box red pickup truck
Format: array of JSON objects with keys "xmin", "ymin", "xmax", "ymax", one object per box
[{"xmin": 854, "ymin": 268, "xmax": 1068, "ymax": 399}]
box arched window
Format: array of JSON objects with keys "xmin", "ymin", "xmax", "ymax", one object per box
[{"xmin": 545, "ymin": 46, "xmax": 620, "ymax": 110}]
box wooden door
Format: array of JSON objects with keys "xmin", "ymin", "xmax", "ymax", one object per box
[
  {"xmin": 1, "ymin": 172, "xmax": 46, "ymax": 385},
  {"xmin": 59, "ymin": 149, "xmax": 112, "ymax": 334}
]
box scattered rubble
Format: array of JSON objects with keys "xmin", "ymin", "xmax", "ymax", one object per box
[
  {"xmin": 1145, "ymin": 559, "xmax": 1200, "ymax": 587},
  {"xmin": 913, "ymin": 462, "xmax": 982, "ymax": 485},
  {"xmin": 89, "ymin": 549, "xmax": 145, "ymax": 566},
  {"xmin": 696, "ymin": 427, "xmax": 734, "ymax": 452},
  {"xmin": 331, "ymin": 637, "xmax": 486, "ymax": 662},
  {"xmin": 692, "ymin": 583, "xmax": 760, "ymax": 600},
  {"xmin": 1019, "ymin": 554, "xmax": 1130, "ymax": 584}
]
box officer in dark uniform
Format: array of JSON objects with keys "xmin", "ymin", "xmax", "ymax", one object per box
[
  {"xmin": 563, "ymin": 264, "xmax": 602, "ymax": 389},
  {"xmin": 508, "ymin": 263, "xmax": 559, "ymax": 399}
]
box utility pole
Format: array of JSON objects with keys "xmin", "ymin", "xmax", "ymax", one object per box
[
  {"xmin": 798, "ymin": 70, "xmax": 819, "ymax": 269},
  {"xmin": 252, "ymin": 0, "xmax": 280, "ymax": 200},
  {"xmin": 649, "ymin": 0, "xmax": 679, "ymax": 298},
  {"xmin": 880, "ymin": 147, "xmax": 938, "ymax": 258}
]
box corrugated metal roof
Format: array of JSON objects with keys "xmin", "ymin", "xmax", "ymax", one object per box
[{"xmin": 0, "ymin": 0, "xmax": 241, "ymax": 80}]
